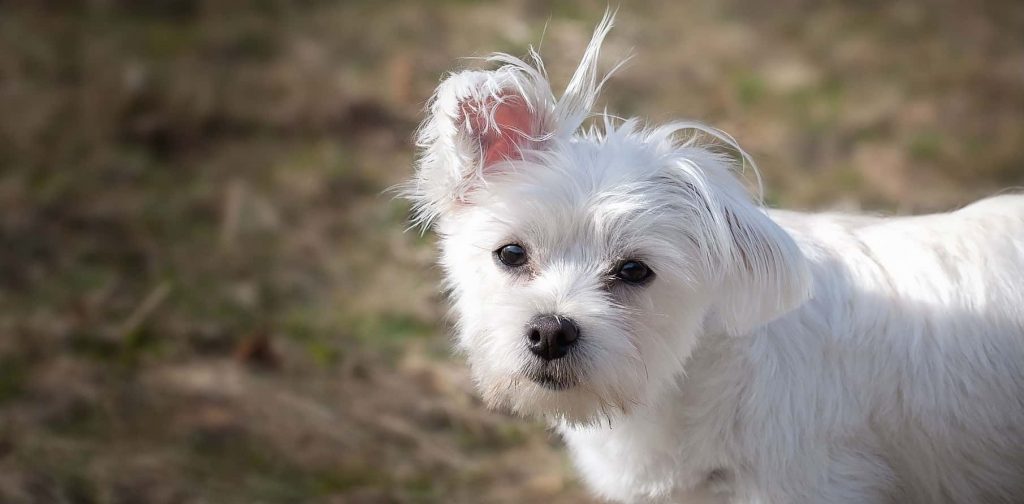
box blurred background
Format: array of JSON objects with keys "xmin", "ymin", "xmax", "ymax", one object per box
[{"xmin": 1, "ymin": 0, "xmax": 1022, "ymax": 502}]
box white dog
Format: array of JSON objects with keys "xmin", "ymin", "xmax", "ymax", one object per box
[{"xmin": 406, "ymin": 13, "xmax": 1024, "ymax": 503}]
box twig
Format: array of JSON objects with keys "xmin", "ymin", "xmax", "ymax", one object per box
[{"xmin": 116, "ymin": 282, "xmax": 171, "ymax": 338}]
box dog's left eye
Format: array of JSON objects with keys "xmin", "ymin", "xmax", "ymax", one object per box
[
  {"xmin": 616, "ymin": 260, "xmax": 653, "ymax": 284},
  {"xmin": 496, "ymin": 244, "xmax": 528, "ymax": 267}
]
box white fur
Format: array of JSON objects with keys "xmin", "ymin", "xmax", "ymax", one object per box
[{"xmin": 406, "ymin": 12, "xmax": 1024, "ymax": 504}]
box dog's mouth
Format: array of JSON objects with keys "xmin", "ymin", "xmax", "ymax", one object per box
[
  {"xmin": 530, "ymin": 373, "xmax": 573, "ymax": 390},
  {"xmin": 523, "ymin": 365, "xmax": 578, "ymax": 391}
]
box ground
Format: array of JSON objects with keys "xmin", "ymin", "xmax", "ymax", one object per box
[{"xmin": 0, "ymin": 0, "xmax": 1022, "ymax": 502}]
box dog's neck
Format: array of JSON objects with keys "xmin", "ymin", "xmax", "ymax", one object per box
[{"xmin": 552, "ymin": 327, "xmax": 752, "ymax": 499}]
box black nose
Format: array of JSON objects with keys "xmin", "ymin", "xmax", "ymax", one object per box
[{"xmin": 526, "ymin": 315, "xmax": 580, "ymax": 361}]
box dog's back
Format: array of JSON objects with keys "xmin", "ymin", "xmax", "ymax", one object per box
[{"xmin": 769, "ymin": 194, "xmax": 1024, "ymax": 503}]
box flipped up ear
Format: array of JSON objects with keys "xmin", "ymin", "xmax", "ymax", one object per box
[{"xmin": 408, "ymin": 66, "xmax": 555, "ymax": 227}]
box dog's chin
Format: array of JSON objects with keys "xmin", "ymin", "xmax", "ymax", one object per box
[
  {"xmin": 516, "ymin": 383, "xmax": 615, "ymax": 425},
  {"xmin": 475, "ymin": 365, "xmax": 632, "ymax": 425}
]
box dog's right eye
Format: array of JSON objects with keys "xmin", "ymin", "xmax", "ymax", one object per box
[{"xmin": 496, "ymin": 244, "xmax": 528, "ymax": 267}]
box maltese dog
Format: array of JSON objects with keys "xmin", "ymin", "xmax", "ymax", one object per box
[{"xmin": 405, "ymin": 12, "xmax": 1024, "ymax": 503}]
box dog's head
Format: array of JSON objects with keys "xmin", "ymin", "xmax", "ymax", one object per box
[{"xmin": 406, "ymin": 13, "xmax": 810, "ymax": 425}]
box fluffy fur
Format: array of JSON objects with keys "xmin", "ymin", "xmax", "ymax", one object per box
[{"xmin": 405, "ymin": 12, "xmax": 1024, "ymax": 503}]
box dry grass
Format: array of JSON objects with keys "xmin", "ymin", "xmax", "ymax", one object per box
[{"xmin": 0, "ymin": 0, "xmax": 1022, "ymax": 502}]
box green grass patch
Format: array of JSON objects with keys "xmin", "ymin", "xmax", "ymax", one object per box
[
  {"xmin": 67, "ymin": 326, "xmax": 167, "ymax": 370},
  {"xmin": 0, "ymin": 357, "xmax": 29, "ymax": 404},
  {"xmin": 736, "ymin": 73, "xmax": 766, "ymax": 107},
  {"xmin": 188, "ymin": 430, "xmax": 388, "ymax": 500},
  {"xmin": 908, "ymin": 130, "xmax": 943, "ymax": 161},
  {"xmin": 353, "ymin": 313, "xmax": 435, "ymax": 347}
]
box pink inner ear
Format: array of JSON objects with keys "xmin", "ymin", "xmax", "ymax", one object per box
[{"xmin": 464, "ymin": 93, "xmax": 536, "ymax": 168}]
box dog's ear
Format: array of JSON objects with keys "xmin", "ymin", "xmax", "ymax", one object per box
[
  {"xmin": 668, "ymin": 149, "xmax": 811, "ymax": 335},
  {"xmin": 408, "ymin": 68, "xmax": 555, "ymax": 226},
  {"xmin": 710, "ymin": 194, "xmax": 812, "ymax": 336}
]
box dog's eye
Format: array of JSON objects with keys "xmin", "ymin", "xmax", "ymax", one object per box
[
  {"xmin": 496, "ymin": 244, "xmax": 528, "ymax": 267},
  {"xmin": 616, "ymin": 260, "xmax": 653, "ymax": 284}
]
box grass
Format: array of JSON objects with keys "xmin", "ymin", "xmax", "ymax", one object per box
[{"xmin": 0, "ymin": 358, "xmax": 28, "ymax": 404}]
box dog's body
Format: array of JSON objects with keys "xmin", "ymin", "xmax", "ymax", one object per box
[
  {"xmin": 407, "ymin": 13, "xmax": 1024, "ymax": 503},
  {"xmin": 563, "ymin": 198, "xmax": 1024, "ymax": 503}
]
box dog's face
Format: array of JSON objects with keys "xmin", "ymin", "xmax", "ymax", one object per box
[
  {"xmin": 407, "ymin": 18, "xmax": 810, "ymax": 424},
  {"xmin": 434, "ymin": 138, "xmax": 725, "ymax": 423}
]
